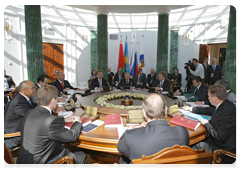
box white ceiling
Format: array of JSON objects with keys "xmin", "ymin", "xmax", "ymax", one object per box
[{"xmin": 67, "ymin": 5, "xmax": 191, "ymax": 14}]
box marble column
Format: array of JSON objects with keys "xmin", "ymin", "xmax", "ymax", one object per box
[
  {"xmin": 91, "ymin": 30, "xmax": 98, "ymax": 71},
  {"xmin": 156, "ymin": 7, "xmax": 170, "ymax": 76},
  {"xmin": 170, "ymin": 30, "xmax": 179, "ymax": 73},
  {"xmin": 96, "ymin": 7, "xmax": 108, "ymax": 80},
  {"xmin": 224, "ymin": 6, "xmax": 236, "ymax": 93},
  {"xmin": 24, "ymin": 5, "xmax": 44, "ymax": 83}
]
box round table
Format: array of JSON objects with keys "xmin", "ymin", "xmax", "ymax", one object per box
[{"xmin": 62, "ymin": 89, "xmax": 207, "ymax": 163}]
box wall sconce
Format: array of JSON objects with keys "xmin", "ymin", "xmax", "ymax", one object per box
[
  {"xmin": 80, "ymin": 34, "xmax": 87, "ymax": 41},
  {"xmin": 4, "ymin": 16, "xmax": 13, "ymax": 42},
  {"xmin": 183, "ymin": 34, "xmax": 189, "ymax": 46}
]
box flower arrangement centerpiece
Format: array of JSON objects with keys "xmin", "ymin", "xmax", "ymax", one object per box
[{"xmin": 94, "ymin": 93, "xmax": 148, "ymax": 109}]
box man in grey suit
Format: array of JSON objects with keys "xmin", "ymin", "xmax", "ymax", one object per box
[
  {"xmin": 117, "ymin": 93, "xmax": 189, "ymax": 164},
  {"xmin": 31, "ymin": 74, "xmax": 49, "ymax": 104},
  {"xmin": 17, "ymin": 85, "xmax": 87, "ymax": 164},
  {"xmin": 134, "ymin": 70, "xmax": 146, "ymax": 88}
]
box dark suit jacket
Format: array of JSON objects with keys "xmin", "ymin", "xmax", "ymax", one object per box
[
  {"xmin": 31, "ymin": 84, "xmax": 40, "ymax": 104},
  {"xmin": 117, "ymin": 78, "xmax": 136, "ymax": 89},
  {"xmin": 113, "ymin": 74, "xmax": 124, "ymax": 86},
  {"xmin": 4, "ymin": 92, "xmax": 37, "ymax": 149},
  {"xmin": 202, "ymin": 100, "xmax": 236, "ymax": 163},
  {"xmin": 184, "ymin": 83, "xmax": 208, "ymax": 101},
  {"xmin": 171, "ymin": 73, "xmax": 182, "ymax": 88},
  {"xmin": 5, "ymin": 75, "xmax": 15, "ymax": 87},
  {"xmin": 17, "ymin": 106, "xmax": 82, "ymax": 164},
  {"xmin": 152, "ymin": 79, "xmax": 171, "ymax": 91},
  {"xmin": 147, "ymin": 73, "xmax": 156, "ymax": 87},
  {"xmin": 205, "ymin": 65, "xmax": 222, "ymax": 85},
  {"xmin": 51, "ymin": 79, "xmax": 74, "ymax": 94},
  {"xmin": 89, "ymin": 78, "xmax": 108, "ymax": 90},
  {"xmin": 134, "ymin": 74, "xmax": 147, "ymax": 88},
  {"xmin": 117, "ymin": 120, "xmax": 189, "ymax": 163}
]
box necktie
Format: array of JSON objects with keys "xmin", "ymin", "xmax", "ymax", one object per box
[
  {"xmin": 160, "ymin": 81, "xmax": 163, "ymax": 88},
  {"xmin": 29, "ymin": 99, "xmax": 32, "ymax": 105},
  {"xmin": 213, "ymin": 65, "xmax": 216, "ymax": 72},
  {"xmin": 127, "ymin": 80, "xmax": 129, "ymax": 86},
  {"xmin": 61, "ymin": 82, "xmax": 64, "ymax": 89},
  {"xmin": 194, "ymin": 88, "xmax": 198, "ymax": 94},
  {"xmin": 99, "ymin": 80, "xmax": 102, "ymax": 88}
]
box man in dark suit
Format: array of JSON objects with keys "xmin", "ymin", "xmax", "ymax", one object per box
[
  {"xmin": 146, "ymin": 68, "xmax": 156, "ymax": 88},
  {"xmin": 134, "ymin": 70, "xmax": 146, "ymax": 88},
  {"xmin": 114, "ymin": 71, "xmax": 124, "ymax": 87},
  {"xmin": 4, "ymin": 69, "xmax": 16, "ymax": 94},
  {"xmin": 90, "ymin": 70, "xmax": 108, "ymax": 90},
  {"xmin": 4, "ymin": 69, "xmax": 15, "ymax": 88},
  {"xmin": 17, "ymin": 85, "xmax": 87, "ymax": 164},
  {"xmin": 117, "ymin": 72, "xmax": 136, "ymax": 89},
  {"xmin": 185, "ymin": 79, "xmax": 236, "ymax": 116},
  {"xmin": 117, "ymin": 93, "xmax": 189, "ymax": 164},
  {"xmin": 4, "ymin": 80, "xmax": 37, "ymax": 150},
  {"xmin": 191, "ymin": 85, "xmax": 236, "ymax": 164},
  {"xmin": 176, "ymin": 76, "xmax": 208, "ymax": 102},
  {"xmin": 152, "ymin": 71, "xmax": 171, "ymax": 91},
  {"xmin": 205, "ymin": 58, "xmax": 222, "ymax": 86},
  {"xmin": 171, "ymin": 68, "xmax": 182, "ymax": 92},
  {"xmin": 31, "ymin": 74, "xmax": 49, "ymax": 104},
  {"xmin": 52, "ymin": 71, "xmax": 80, "ymax": 95}
]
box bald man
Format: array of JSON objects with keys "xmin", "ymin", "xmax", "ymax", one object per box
[
  {"xmin": 4, "ymin": 80, "xmax": 37, "ymax": 150},
  {"xmin": 52, "ymin": 71, "xmax": 79, "ymax": 95},
  {"xmin": 117, "ymin": 93, "xmax": 189, "ymax": 164}
]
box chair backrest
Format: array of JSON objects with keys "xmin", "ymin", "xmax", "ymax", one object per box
[
  {"xmin": 4, "ymin": 142, "xmax": 15, "ymax": 164},
  {"xmin": 88, "ymin": 79, "xmax": 92, "ymax": 88},
  {"xmin": 132, "ymin": 145, "xmax": 213, "ymax": 164},
  {"xmin": 9, "ymin": 86, "xmax": 18, "ymax": 99}
]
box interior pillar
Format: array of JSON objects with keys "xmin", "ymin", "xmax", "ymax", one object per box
[
  {"xmin": 24, "ymin": 5, "xmax": 44, "ymax": 83},
  {"xmin": 224, "ymin": 5, "xmax": 236, "ymax": 93}
]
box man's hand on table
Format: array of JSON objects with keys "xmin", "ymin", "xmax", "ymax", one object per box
[
  {"xmin": 183, "ymin": 105, "xmax": 193, "ymax": 112},
  {"xmin": 199, "ymin": 119, "xmax": 209, "ymax": 125}
]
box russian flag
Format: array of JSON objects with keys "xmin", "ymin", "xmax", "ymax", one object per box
[{"xmin": 130, "ymin": 36, "xmax": 138, "ymax": 77}]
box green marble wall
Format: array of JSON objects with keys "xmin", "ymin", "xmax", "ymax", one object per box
[
  {"xmin": 224, "ymin": 6, "xmax": 236, "ymax": 93},
  {"xmin": 170, "ymin": 30, "xmax": 179, "ymax": 73},
  {"xmin": 91, "ymin": 30, "xmax": 98, "ymax": 72},
  {"xmin": 97, "ymin": 14, "xmax": 108, "ymax": 80},
  {"xmin": 157, "ymin": 13, "xmax": 169, "ymax": 76},
  {"xmin": 24, "ymin": 5, "xmax": 44, "ymax": 83}
]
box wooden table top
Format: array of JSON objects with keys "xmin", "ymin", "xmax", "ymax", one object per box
[{"xmin": 63, "ymin": 89, "xmax": 207, "ymax": 155}]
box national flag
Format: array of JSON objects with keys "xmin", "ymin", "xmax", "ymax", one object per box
[
  {"xmin": 139, "ymin": 36, "xmax": 145, "ymax": 73},
  {"xmin": 124, "ymin": 36, "xmax": 130, "ymax": 73},
  {"xmin": 130, "ymin": 36, "xmax": 138, "ymax": 77},
  {"xmin": 117, "ymin": 37, "xmax": 125, "ymax": 73}
]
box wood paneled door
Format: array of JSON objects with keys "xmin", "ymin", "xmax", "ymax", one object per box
[
  {"xmin": 43, "ymin": 43, "xmax": 64, "ymax": 82},
  {"xmin": 199, "ymin": 44, "xmax": 209, "ymax": 63}
]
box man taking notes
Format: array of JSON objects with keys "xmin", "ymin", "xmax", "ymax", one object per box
[{"xmin": 117, "ymin": 93, "xmax": 189, "ymax": 164}]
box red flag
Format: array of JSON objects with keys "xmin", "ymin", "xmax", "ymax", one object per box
[{"xmin": 117, "ymin": 38, "xmax": 125, "ymax": 72}]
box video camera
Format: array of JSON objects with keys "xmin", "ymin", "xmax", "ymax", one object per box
[{"xmin": 184, "ymin": 60, "xmax": 192, "ymax": 69}]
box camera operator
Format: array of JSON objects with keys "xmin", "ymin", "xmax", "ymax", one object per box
[
  {"xmin": 184, "ymin": 59, "xmax": 195, "ymax": 91},
  {"xmin": 188, "ymin": 58, "xmax": 205, "ymax": 84}
]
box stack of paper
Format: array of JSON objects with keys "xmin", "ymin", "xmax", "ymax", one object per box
[
  {"xmin": 178, "ymin": 109, "xmax": 211, "ymax": 121},
  {"xmin": 82, "ymin": 120, "xmax": 104, "ymax": 133},
  {"xmin": 185, "ymin": 102, "xmax": 209, "ymax": 107},
  {"xmin": 58, "ymin": 111, "xmax": 73, "ymax": 117}
]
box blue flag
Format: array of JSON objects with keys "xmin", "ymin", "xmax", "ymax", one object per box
[{"xmin": 124, "ymin": 36, "xmax": 130, "ymax": 73}]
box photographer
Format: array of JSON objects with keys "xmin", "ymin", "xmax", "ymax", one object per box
[
  {"xmin": 188, "ymin": 58, "xmax": 205, "ymax": 84},
  {"xmin": 184, "ymin": 59, "xmax": 195, "ymax": 91}
]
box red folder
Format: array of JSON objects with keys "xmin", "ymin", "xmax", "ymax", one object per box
[
  {"xmin": 170, "ymin": 115, "xmax": 201, "ymax": 130},
  {"xmin": 64, "ymin": 117, "xmax": 91, "ymax": 129},
  {"xmin": 104, "ymin": 114, "xmax": 123, "ymax": 127}
]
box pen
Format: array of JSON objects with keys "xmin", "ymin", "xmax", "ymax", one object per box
[{"xmin": 99, "ymin": 125, "xmax": 104, "ymax": 132}]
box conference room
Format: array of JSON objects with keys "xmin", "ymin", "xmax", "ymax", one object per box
[{"xmin": 4, "ymin": 4, "xmax": 236, "ymax": 166}]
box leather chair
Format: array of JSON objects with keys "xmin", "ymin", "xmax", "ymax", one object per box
[
  {"xmin": 4, "ymin": 142, "xmax": 73, "ymax": 168},
  {"xmin": 88, "ymin": 79, "xmax": 92, "ymax": 88},
  {"xmin": 132, "ymin": 145, "xmax": 213, "ymax": 164},
  {"xmin": 212, "ymin": 149, "xmax": 236, "ymax": 164}
]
